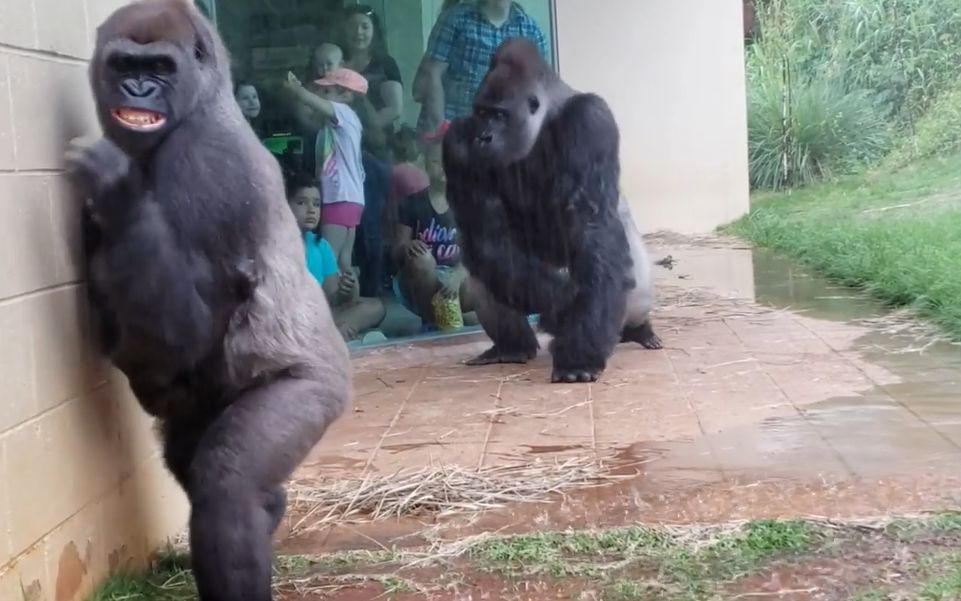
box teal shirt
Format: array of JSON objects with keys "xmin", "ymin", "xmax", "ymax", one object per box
[{"xmin": 303, "ymin": 231, "xmax": 339, "ymax": 284}]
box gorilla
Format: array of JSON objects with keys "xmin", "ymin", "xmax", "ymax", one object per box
[
  {"xmin": 64, "ymin": 1, "xmax": 350, "ymax": 599},
  {"xmin": 443, "ymin": 37, "xmax": 662, "ymax": 384}
]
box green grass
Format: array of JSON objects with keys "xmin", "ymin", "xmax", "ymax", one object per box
[
  {"xmin": 604, "ymin": 579, "xmax": 652, "ymax": 600},
  {"xmin": 88, "ymin": 550, "xmax": 194, "ymax": 601},
  {"xmin": 472, "ymin": 519, "xmax": 818, "ymax": 599},
  {"xmin": 920, "ymin": 560, "xmax": 961, "ymax": 600},
  {"xmin": 87, "ymin": 515, "xmax": 961, "ymax": 600},
  {"xmin": 726, "ymin": 151, "xmax": 961, "ymax": 338}
]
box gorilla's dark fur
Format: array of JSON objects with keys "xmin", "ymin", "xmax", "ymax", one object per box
[
  {"xmin": 65, "ymin": 1, "xmax": 350, "ymax": 599},
  {"xmin": 443, "ymin": 37, "xmax": 662, "ymax": 384}
]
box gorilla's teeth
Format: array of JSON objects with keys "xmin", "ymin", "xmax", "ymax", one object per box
[{"xmin": 113, "ymin": 108, "xmax": 164, "ymax": 128}]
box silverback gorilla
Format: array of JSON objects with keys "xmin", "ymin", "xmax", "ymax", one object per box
[
  {"xmin": 443, "ymin": 37, "xmax": 662, "ymax": 384},
  {"xmin": 64, "ymin": 1, "xmax": 350, "ymax": 599}
]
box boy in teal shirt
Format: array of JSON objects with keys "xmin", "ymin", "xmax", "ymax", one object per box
[{"xmin": 288, "ymin": 175, "xmax": 385, "ymax": 341}]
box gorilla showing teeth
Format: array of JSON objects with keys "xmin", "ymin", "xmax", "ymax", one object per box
[
  {"xmin": 65, "ymin": 1, "xmax": 351, "ymax": 599},
  {"xmin": 443, "ymin": 37, "xmax": 662, "ymax": 384}
]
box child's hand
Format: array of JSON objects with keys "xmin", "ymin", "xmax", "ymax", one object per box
[
  {"xmin": 439, "ymin": 269, "xmax": 466, "ymax": 300},
  {"xmin": 405, "ymin": 240, "xmax": 430, "ymax": 258},
  {"xmin": 337, "ymin": 323, "xmax": 358, "ymax": 341},
  {"xmin": 439, "ymin": 279, "xmax": 459, "ymax": 300},
  {"xmin": 281, "ymin": 71, "xmax": 303, "ymax": 95},
  {"xmin": 337, "ymin": 271, "xmax": 357, "ymax": 297}
]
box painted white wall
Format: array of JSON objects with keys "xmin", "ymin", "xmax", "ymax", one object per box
[{"xmin": 554, "ymin": 0, "xmax": 750, "ymax": 234}]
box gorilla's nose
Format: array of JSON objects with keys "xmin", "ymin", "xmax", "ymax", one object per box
[
  {"xmin": 476, "ymin": 132, "xmax": 493, "ymax": 146},
  {"xmin": 122, "ymin": 78, "xmax": 160, "ymax": 99}
]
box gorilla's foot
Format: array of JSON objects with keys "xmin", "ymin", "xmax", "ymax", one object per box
[
  {"xmin": 622, "ymin": 320, "xmax": 663, "ymax": 350},
  {"xmin": 465, "ymin": 345, "xmax": 536, "ymax": 366},
  {"xmin": 550, "ymin": 366, "xmax": 604, "ymax": 383}
]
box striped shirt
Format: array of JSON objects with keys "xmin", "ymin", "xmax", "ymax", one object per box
[{"xmin": 424, "ymin": 1, "xmax": 550, "ymax": 119}]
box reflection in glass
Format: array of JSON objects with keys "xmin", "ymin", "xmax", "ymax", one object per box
[{"xmin": 202, "ymin": 0, "xmax": 555, "ymax": 346}]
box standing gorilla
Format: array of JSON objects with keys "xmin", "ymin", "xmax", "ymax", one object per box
[
  {"xmin": 443, "ymin": 37, "xmax": 662, "ymax": 384},
  {"xmin": 65, "ymin": 1, "xmax": 350, "ymax": 599}
]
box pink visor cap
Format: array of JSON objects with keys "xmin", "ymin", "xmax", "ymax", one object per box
[{"xmin": 313, "ymin": 68, "xmax": 369, "ymax": 95}]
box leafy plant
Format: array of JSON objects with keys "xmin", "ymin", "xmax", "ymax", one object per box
[{"xmin": 745, "ymin": 0, "xmax": 961, "ymax": 189}]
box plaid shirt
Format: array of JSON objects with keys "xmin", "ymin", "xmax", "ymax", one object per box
[{"xmin": 424, "ymin": 2, "xmax": 550, "ymax": 119}]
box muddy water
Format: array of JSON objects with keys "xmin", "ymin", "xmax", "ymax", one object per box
[{"xmin": 282, "ymin": 245, "xmax": 961, "ymax": 555}]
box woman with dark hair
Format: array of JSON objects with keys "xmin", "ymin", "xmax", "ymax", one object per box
[{"xmin": 340, "ymin": 5, "xmax": 404, "ymax": 132}]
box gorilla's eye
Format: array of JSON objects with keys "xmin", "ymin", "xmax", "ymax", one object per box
[
  {"xmin": 149, "ymin": 56, "xmax": 176, "ymax": 75},
  {"xmin": 107, "ymin": 54, "xmax": 137, "ymax": 74},
  {"xmin": 528, "ymin": 96, "xmax": 540, "ymax": 114}
]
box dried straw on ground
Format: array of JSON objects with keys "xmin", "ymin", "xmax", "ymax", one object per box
[{"xmin": 286, "ymin": 455, "xmax": 637, "ymax": 535}]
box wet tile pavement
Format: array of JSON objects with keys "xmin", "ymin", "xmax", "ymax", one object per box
[{"xmin": 282, "ymin": 234, "xmax": 961, "ymax": 554}]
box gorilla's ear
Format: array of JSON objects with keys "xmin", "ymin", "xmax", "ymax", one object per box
[
  {"xmin": 194, "ymin": 35, "xmax": 208, "ymax": 61},
  {"xmin": 527, "ymin": 95, "xmax": 540, "ymax": 115}
]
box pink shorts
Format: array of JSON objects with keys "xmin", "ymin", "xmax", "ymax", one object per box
[{"xmin": 322, "ymin": 201, "xmax": 364, "ymax": 227}]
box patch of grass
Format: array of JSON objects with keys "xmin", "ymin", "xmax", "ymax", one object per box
[
  {"xmin": 702, "ymin": 520, "xmax": 814, "ymax": 569},
  {"xmin": 726, "ymin": 151, "xmax": 961, "ymax": 339},
  {"xmin": 887, "ymin": 512, "xmax": 961, "ymax": 541},
  {"xmin": 472, "ymin": 527, "xmax": 673, "ymax": 577},
  {"xmin": 928, "ymin": 512, "xmax": 961, "ymax": 532},
  {"xmin": 604, "ymin": 579, "xmax": 652, "ymax": 600},
  {"xmin": 88, "ymin": 550, "xmax": 194, "ymax": 601},
  {"xmin": 919, "ymin": 557, "xmax": 961, "ymax": 600},
  {"xmin": 886, "ymin": 77, "xmax": 961, "ymax": 169},
  {"xmin": 471, "ymin": 519, "xmax": 820, "ymax": 598}
]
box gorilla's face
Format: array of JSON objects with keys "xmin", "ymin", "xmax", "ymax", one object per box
[
  {"xmin": 470, "ymin": 78, "xmax": 545, "ymax": 166},
  {"xmin": 91, "ymin": 2, "xmax": 220, "ymax": 157}
]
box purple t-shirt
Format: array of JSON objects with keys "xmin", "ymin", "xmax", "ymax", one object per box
[{"xmin": 398, "ymin": 190, "xmax": 460, "ymax": 267}]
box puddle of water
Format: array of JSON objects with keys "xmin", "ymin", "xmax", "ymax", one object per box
[{"xmin": 656, "ymin": 246, "xmax": 961, "ymax": 474}]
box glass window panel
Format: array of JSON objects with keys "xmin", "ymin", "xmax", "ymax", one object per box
[{"xmin": 203, "ymin": 0, "xmax": 555, "ymax": 347}]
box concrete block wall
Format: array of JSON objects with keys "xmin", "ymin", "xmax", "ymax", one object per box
[{"xmin": 0, "ymin": 1, "xmax": 190, "ymax": 600}]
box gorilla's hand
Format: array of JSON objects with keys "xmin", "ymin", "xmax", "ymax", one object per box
[{"xmin": 65, "ymin": 136, "xmax": 139, "ymax": 220}]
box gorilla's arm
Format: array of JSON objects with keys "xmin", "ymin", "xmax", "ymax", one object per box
[
  {"xmin": 69, "ymin": 138, "xmax": 219, "ymax": 365},
  {"xmin": 443, "ymin": 129, "xmax": 574, "ymax": 311},
  {"xmin": 455, "ymin": 201, "xmax": 574, "ymax": 313},
  {"xmin": 80, "ymin": 205, "xmax": 120, "ymax": 354},
  {"xmin": 549, "ymin": 93, "xmax": 622, "ymax": 218}
]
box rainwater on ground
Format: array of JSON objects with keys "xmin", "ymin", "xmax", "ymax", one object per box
[{"xmin": 278, "ymin": 235, "xmax": 961, "ymax": 584}]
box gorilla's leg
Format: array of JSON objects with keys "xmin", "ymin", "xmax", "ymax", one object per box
[
  {"xmin": 544, "ymin": 232, "xmax": 629, "ymax": 383},
  {"xmin": 466, "ymin": 277, "xmax": 539, "ymax": 365},
  {"xmin": 186, "ymin": 373, "xmax": 343, "ymax": 601},
  {"xmin": 162, "ymin": 406, "xmax": 288, "ymax": 537},
  {"xmin": 621, "ymin": 320, "xmax": 663, "ymax": 349}
]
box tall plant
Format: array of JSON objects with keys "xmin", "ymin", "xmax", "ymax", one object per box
[
  {"xmin": 745, "ymin": 0, "xmax": 961, "ymax": 190},
  {"xmin": 747, "ymin": 0, "xmax": 891, "ymax": 190}
]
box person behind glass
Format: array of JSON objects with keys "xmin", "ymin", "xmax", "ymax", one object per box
[
  {"xmin": 414, "ymin": 0, "xmax": 550, "ymax": 134},
  {"xmin": 291, "ymin": 43, "xmax": 391, "ymax": 297},
  {"xmin": 341, "ymin": 5, "xmax": 403, "ymax": 133},
  {"xmin": 282, "ymin": 68, "xmax": 368, "ymax": 277},
  {"xmin": 302, "ymin": 41, "xmax": 391, "ymax": 161},
  {"xmin": 234, "ymin": 81, "xmax": 264, "ymax": 138},
  {"xmin": 306, "ymin": 42, "xmax": 344, "ymax": 81},
  {"xmin": 287, "ymin": 172, "xmax": 385, "ymax": 342},
  {"xmin": 385, "ymin": 125, "xmax": 428, "ymax": 249},
  {"xmin": 392, "ymin": 129, "xmax": 475, "ymax": 326}
]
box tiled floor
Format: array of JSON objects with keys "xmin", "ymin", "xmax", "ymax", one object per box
[{"xmin": 283, "ymin": 236, "xmax": 961, "ymax": 553}]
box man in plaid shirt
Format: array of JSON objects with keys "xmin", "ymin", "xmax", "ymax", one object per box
[{"xmin": 414, "ymin": 0, "xmax": 550, "ymax": 134}]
